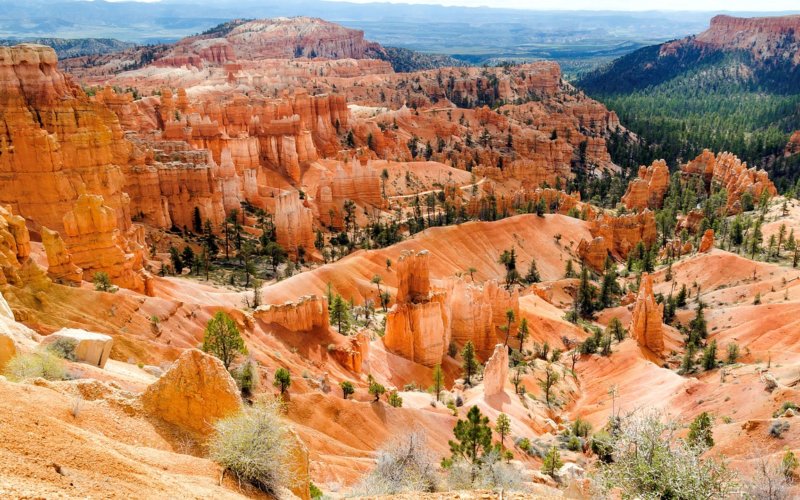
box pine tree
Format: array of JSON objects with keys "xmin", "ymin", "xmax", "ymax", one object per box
[
  {"xmin": 688, "ymin": 412, "xmax": 714, "ymax": 448},
  {"xmin": 432, "ymin": 364, "xmax": 444, "ymax": 402},
  {"xmin": 273, "ymin": 367, "xmax": 291, "ymax": 394},
  {"xmin": 461, "ymin": 341, "xmax": 478, "ymax": 386},
  {"xmin": 564, "ymin": 259, "xmax": 576, "ymax": 279},
  {"xmin": 448, "ymin": 406, "xmax": 493, "ymax": 481},
  {"xmin": 202, "ymin": 311, "xmax": 247, "ymax": 369},
  {"xmin": 701, "ymin": 339, "xmax": 717, "ymax": 370},
  {"xmin": 192, "ymin": 206, "xmax": 202, "ymax": 234},
  {"xmin": 340, "ymin": 380, "xmax": 355, "ymax": 399},
  {"xmin": 524, "ymin": 258, "xmax": 541, "ymax": 283},
  {"xmin": 330, "ymin": 293, "xmax": 351, "ymax": 334},
  {"xmin": 578, "ymin": 265, "xmax": 595, "ymax": 318},
  {"xmin": 541, "ymin": 446, "xmax": 563, "ymax": 477},
  {"xmin": 495, "ymin": 413, "xmax": 511, "ymax": 449}
]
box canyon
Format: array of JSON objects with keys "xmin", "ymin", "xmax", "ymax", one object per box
[{"xmin": 0, "ymin": 13, "xmax": 798, "ymax": 500}]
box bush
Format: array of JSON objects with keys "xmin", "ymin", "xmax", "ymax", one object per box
[
  {"xmin": 209, "ymin": 398, "xmax": 297, "ymax": 494},
  {"xmin": 773, "ymin": 402, "xmax": 799, "ymax": 418},
  {"xmin": 769, "ymin": 420, "xmax": 790, "ymax": 439},
  {"xmin": 309, "ymin": 482, "xmax": 323, "ymax": 499},
  {"xmin": 232, "ymin": 360, "xmax": 257, "ymax": 397},
  {"xmin": 567, "ymin": 435, "xmax": 582, "ymax": 452},
  {"xmin": 351, "ymin": 432, "xmax": 437, "ymax": 495},
  {"xmin": 46, "ymin": 337, "xmax": 78, "ymax": 361},
  {"xmin": 594, "ymin": 410, "xmax": 736, "ymax": 498},
  {"xmin": 590, "ymin": 431, "xmax": 614, "ymax": 462},
  {"xmin": 93, "ymin": 271, "xmax": 114, "ymax": 292},
  {"xmin": 388, "ymin": 391, "xmax": 403, "ymax": 407},
  {"xmin": 571, "ymin": 417, "xmax": 592, "ymax": 438},
  {"xmin": 541, "ymin": 446, "xmax": 562, "ymax": 477},
  {"xmin": 445, "ymin": 450, "xmax": 527, "ymax": 491},
  {"xmin": 4, "ymin": 351, "xmax": 67, "ymax": 381},
  {"xmin": 273, "ymin": 367, "xmax": 291, "ymax": 394}
]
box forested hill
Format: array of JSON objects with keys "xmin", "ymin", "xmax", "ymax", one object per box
[{"xmin": 576, "ymin": 15, "xmax": 800, "ymax": 193}]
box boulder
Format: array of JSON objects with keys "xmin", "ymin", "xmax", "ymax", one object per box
[
  {"xmin": 40, "ymin": 328, "xmax": 113, "ymax": 368},
  {"xmin": 141, "ymin": 349, "xmax": 242, "ymax": 435}
]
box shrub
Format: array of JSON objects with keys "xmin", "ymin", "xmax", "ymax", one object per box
[
  {"xmin": 273, "ymin": 367, "xmax": 291, "ymax": 394},
  {"xmin": 567, "ymin": 435, "xmax": 582, "ymax": 452},
  {"xmin": 445, "ymin": 450, "xmax": 526, "ymax": 491},
  {"xmin": 726, "ymin": 343, "xmax": 740, "ymax": 364},
  {"xmin": 773, "ymin": 402, "xmax": 799, "ymax": 418},
  {"xmin": 571, "ymin": 417, "xmax": 592, "ymax": 438},
  {"xmin": 782, "ymin": 448, "xmax": 799, "ymax": 478},
  {"xmin": 769, "ymin": 420, "xmax": 790, "ymax": 438},
  {"xmin": 368, "ymin": 376, "xmax": 386, "ymax": 402},
  {"xmin": 46, "ymin": 337, "xmax": 78, "ymax": 361},
  {"xmin": 388, "ymin": 391, "xmax": 403, "ymax": 408},
  {"xmin": 687, "ymin": 412, "xmax": 714, "ymax": 449},
  {"xmin": 350, "ymin": 432, "xmax": 437, "ymax": 495},
  {"xmin": 4, "ymin": 351, "xmax": 67, "ymax": 381},
  {"xmin": 92, "ymin": 271, "xmax": 113, "ymax": 292},
  {"xmin": 309, "ymin": 482, "xmax": 323, "ymax": 499},
  {"xmin": 340, "ymin": 380, "xmax": 355, "ymax": 399},
  {"xmin": 590, "ymin": 430, "xmax": 614, "ymax": 462},
  {"xmin": 516, "ymin": 437, "xmax": 531, "ymax": 453},
  {"xmin": 594, "ymin": 410, "xmax": 736, "ymax": 498},
  {"xmin": 232, "ymin": 359, "xmax": 257, "ymax": 397},
  {"xmin": 209, "ymin": 398, "xmax": 298, "ymax": 495}
]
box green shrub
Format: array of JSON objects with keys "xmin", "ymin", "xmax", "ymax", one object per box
[
  {"xmin": 209, "ymin": 398, "xmax": 297, "ymax": 494},
  {"xmin": 309, "ymin": 482, "xmax": 323, "ymax": 499},
  {"xmin": 567, "ymin": 435, "xmax": 582, "ymax": 452},
  {"xmin": 4, "ymin": 351, "xmax": 67, "ymax": 381},
  {"xmin": 571, "ymin": 417, "xmax": 592, "ymax": 438},
  {"xmin": 388, "ymin": 392, "xmax": 403, "ymax": 407},
  {"xmin": 232, "ymin": 360, "xmax": 257, "ymax": 397},
  {"xmin": 92, "ymin": 271, "xmax": 114, "ymax": 292},
  {"xmin": 773, "ymin": 402, "xmax": 799, "ymax": 418},
  {"xmin": 590, "ymin": 430, "xmax": 614, "ymax": 462}
]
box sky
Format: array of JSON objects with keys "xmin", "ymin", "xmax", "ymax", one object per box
[{"xmin": 332, "ymin": 0, "xmax": 800, "ymax": 10}]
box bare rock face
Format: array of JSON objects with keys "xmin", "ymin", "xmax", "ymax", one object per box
[
  {"xmin": 41, "ymin": 227, "xmax": 83, "ymax": 285},
  {"xmin": 483, "ymin": 344, "xmax": 509, "ymax": 398},
  {"xmin": 0, "ymin": 206, "xmax": 31, "ymax": 286},
  {"xmin": 62, "ymin": 194, "xmax": 145, "ymax": 292},
  {"xmin": 579, "ymin": 210, "xmax": 657, "ymax": 271},
  {"xmin": 0, "ymin": 333, "xmax": 15, "ymax": 372},
  {"xmin": 330, "ymin": 330, "xmax": 370, "ymax": 373},
  {"xmin": 621, "ymin": 160, "xmax": 670, "ymax": 211},
  {"xmin": 254, "ymin": 295, "xmax": 329, "ymax": 332},
  {"xmin": 40, "ymin": 328, "xmax": 113, "ymax": 368},
  {"xmin": 395, "ymin": 250, "xmax": 431, "ymax": 303},
  {"xmin": 0, "ymin": 45, "xmax": 133, "ymax": 236},
  {"xmin": 681, "ymin": 150, "xmax": 776, "ymax": 214},
  {"xmin": 141, "ymin": 349, "xmax": 243, "ymax": 435},
  {"xmin": 699, "ymin": 229, "xmax": 715, "ymax": 253},
  {"xmin": 629, "ymin": 273, "xmax": 664, "ymax": 353},
  {"xmin": 690, "ymin": 15, "xmax": 800, "ymax": 65},
  {"xmin": 384, "ymin": 250, "xmax": 449, "ymax": 367},
  {"xmin": 273, "ymin": 192, "xmax": 315, "ymax": 258}
]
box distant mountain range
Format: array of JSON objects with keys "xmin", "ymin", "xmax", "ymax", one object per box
[
  {"xmin": 2, "ymin": 0, "xmax": 796, "ymax": 73},
  {"xmin": 577, "ymin": 15, "xmax": 800, "ymax": 191}
]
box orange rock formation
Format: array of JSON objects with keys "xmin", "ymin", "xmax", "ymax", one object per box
[
  {"xmin": 141, "ymin": 348, "xmax": 242, "ymax": 436},
  {"xmin": 254, "ymin": 295, "xmax": 329, "ymax": 332},
  {"xmin": 699, "ymin": 229, "xmax": 715, "ymax": 253},
  {"xmin": 483, "ymin": 344, "xmax": 509, "ymax": 397},
  {"xmin": 629, "ymin": 273, "xmax": 664, "ymax": 353},
  {"xmin": 621, "ymin": 160, "xmax": 670, "ymax": 211}
]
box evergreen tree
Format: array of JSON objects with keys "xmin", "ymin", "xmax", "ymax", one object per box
[
  {"xmin": 564, "ymin": 259, "xmax": 576, "ymax": 279},
  {"xmin": 340, "ymin": 380, "xmax": 355, "ymax": 399},
  {"xmin": 578, "ymin": 265, "xmax": 595, "ymax": 318},
  {"xmin": 192, "ymin": 206, "xmax": 202, "ymax": 233},
  {"xmin": 701, "ymin": 339, "xmax": 718, "ymax": 371},
  {"xmin": 541, "ymin": 446, "xmax": 563, "ymax": 477},
  {"xmin": 432, "ymin": 364, "xmax": 444, "ymax": 402},
  {"xmin": 688, "ymin": 412, "xmax": 714, "ymax": 449},
  {"xmin": 524, "ymin": 258, "xmax": 541, "ymax": 283},
  {"xmin": 273, "ymin": 367, "xmax": 291, "ymax": 394},
  {"xmin": 448, "ymin": 406, "xmax": 493, "ymax": 480},
  {"xmin": 495, "ymin": 413, "xmax": 511, "ymax": 449},
  {"xmin": 461, "ymin": 341, "xmax": 478, "ymax": 386},
  {"xmin": 202, "ymin": 311, "xmax": 247, "ymax": 369}
]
